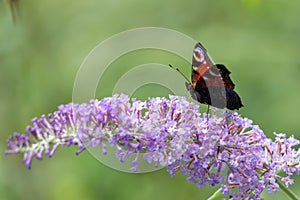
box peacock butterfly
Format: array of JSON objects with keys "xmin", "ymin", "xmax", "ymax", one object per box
[{"xmin": 185, "ymin": 43, "xmax": 243, "ymax": 110}]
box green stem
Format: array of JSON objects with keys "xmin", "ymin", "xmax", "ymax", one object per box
[
  {"xmin": 207, "ymin": 180, "xmax": 300, "ymax": 200},
  {"xmin": 207, "ymin": 188, "xmax": 223, "ymax": 200},
  {"xmin": 277, "ymin": 178, "xmax": 300, "ymax": 200}
]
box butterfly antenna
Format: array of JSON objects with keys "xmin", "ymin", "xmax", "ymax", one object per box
[
  {"xmin": 168, "ymin": 64, "xmax": 190, "ymax": 83},
  {"xmin": 168, "ymin": 64, "xmax": 193, "ymax": 100}
]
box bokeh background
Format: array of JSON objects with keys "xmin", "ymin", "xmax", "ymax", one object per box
[{"xmin": 1, "ymin": 0, "xmax": 300, "ymax": 199}]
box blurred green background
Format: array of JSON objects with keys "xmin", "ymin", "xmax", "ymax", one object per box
[{"xmin": 1, "ymin": 0, "xmax": 300, "ymax": 199}]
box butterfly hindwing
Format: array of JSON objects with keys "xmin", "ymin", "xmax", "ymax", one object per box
[{"xmin": 215, "ymin": 64, "xmax": 235, "ymax": 89}]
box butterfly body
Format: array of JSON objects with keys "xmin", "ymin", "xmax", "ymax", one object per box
[{"xmin": 186, "ymin": 43, "xmax": 243, "ymax": 110}]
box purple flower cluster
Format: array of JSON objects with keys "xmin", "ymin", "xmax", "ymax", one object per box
[{"xmin": 5, "ymin": 94, "xmax": 300, "ymax": 199}]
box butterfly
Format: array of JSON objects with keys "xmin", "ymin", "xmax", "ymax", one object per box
[{"xmin": 185, "ymin": 43, "xmax": 243, "ymax": 110}]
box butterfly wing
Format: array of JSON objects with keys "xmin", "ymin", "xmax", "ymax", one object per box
[{"xmin": 187, "ymin": 43, "xmax": 243, "ymax": 110}]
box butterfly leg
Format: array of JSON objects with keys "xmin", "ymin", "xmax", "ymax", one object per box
[
  {"xmin": 206, "ymin": 105, "xmax": 210, "ymax": 114},
  {"xmin": 204, "ymin": 105, "xmax": 210, "ymax": 122}
]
